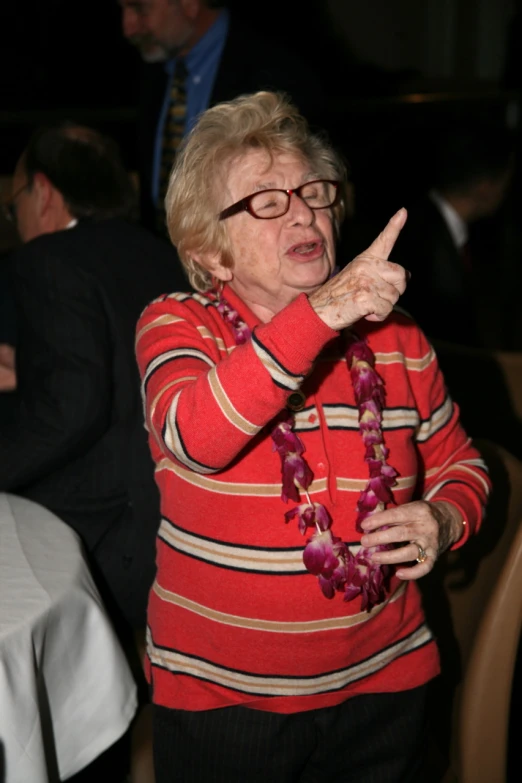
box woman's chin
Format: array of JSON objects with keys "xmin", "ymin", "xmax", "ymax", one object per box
[{"xmin": 294, "ymin": 263, "xmax": 333, "ymax": 291}]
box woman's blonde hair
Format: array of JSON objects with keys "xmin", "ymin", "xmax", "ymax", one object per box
[{"xmin": 165, "ymin": 91, "xmax": 348, "ymax": 292}]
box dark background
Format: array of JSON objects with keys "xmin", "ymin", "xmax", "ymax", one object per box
[{"xmin": 0, "ymin": 0, "xmax": 520, "ymax": 236}]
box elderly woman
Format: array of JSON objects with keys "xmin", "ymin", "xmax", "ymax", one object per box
[{"xmin": 136, "ymin": 91, "xmax": 490, "ymax": 783}]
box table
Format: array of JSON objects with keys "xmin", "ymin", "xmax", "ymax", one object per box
[{"xmin": 0, "ymin": 493, "xmax": 138, "ymax": 782}]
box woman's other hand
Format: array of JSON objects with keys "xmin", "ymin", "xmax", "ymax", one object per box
[
  {"xmin": 358, "ymin": 500, "xmax": 464, "ymax": 579},
  {"xmin": 309, "ymin": 208, "xmax": 409, "ymax": 331}
]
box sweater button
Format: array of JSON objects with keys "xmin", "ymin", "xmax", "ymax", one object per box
[{"xmin": 286, "ymin": 390, "xmax": 306, "ymax": 411}]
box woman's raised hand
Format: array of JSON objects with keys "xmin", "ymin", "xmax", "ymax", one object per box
[{"xmin": 309, "ymin": 208, "xmax": 408, "ymax": 331}]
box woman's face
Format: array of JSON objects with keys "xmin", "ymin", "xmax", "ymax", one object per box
[{"xmin": 211, "ymin": 149, "xmax": 337, "ymax": 322}]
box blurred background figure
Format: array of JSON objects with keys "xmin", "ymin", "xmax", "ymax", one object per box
[
  {"xmin": 0, "ymin": 123, "xmax": 187, "ymax": 780},
  {"xmin": 390, "ymin": 125, "xmax": 515, "ymax": 349},
  {"xmin": 0, "ymin": 121, "xmax": 186, "ymax": 636},
  {"xmin": 118, "ymin": 0, "xmax": 325, "ymax": 234},
  {"xmin": 381, "ymin": 124, "xmax": 522, "ymax": 463}
]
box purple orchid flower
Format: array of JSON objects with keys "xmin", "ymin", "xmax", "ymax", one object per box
[
  {"xmin": 216, "ymin": 300, "xmax": 252, "ymax": 344},
  {"xmin": 318, "ymin": 557, "xmax": 349, "ymax": 598},
  {"xmin": 360, "ymin": 399, "xmax": 381, "ymax": 419},
  {"xmin": 343, "ymin": 546, "xmax": 392, "ymax": 611},
  {"xmin": 285, "ymin": 502, "xmax": 332, "ymax": 535},
  {"xmin": 281, "ymin": 453, "xmax": 314, "ymax": 503},
  {"xmin": 303, "ymin": 530, "xmax": 340, "ymax": 576},
  {"xmin": 272, "ymin": 419, "xmax": 305, "ymax": 457},
  {"xmin": 303, "ymin": 530, "xmax": 348, "ymax": 578},
  {"xmin": 351, "ymin": 369, "xmax": 385, "ymax": 407},
  {"xmin": 347, "ymin": 340, "xmax": 375, "ymax": 366}
]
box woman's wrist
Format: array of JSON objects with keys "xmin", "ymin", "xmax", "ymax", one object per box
[{"xmin": 430, "ymin": 500, "xmax": 465, "ymax": 552}]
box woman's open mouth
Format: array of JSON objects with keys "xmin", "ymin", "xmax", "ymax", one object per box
[{"xmin": 287, "ymin": 240, "xmax": 325, "ymax": 261}]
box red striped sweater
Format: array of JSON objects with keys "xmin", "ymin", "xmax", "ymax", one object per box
[{"xmin": 136, "ymin": 285, "xmax": 490, "ymax": 713}]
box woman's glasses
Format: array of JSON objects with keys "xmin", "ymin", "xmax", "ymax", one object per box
[{"xmin": 218, "ymin": 179, "xmax": 339, "ymax": 221}]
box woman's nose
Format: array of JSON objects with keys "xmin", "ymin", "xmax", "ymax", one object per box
[{"xmin": 287, "ymin": 192, "xmax": 315, "ymax": 225}]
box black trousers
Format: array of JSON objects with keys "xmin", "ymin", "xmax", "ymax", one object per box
[{"xmin": 153, "ymin": 685, "xmax": 440, "ymax": 783}]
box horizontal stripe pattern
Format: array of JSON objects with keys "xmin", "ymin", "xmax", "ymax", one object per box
[
  {"xmin": 135, "ymin": 287, "xmax": 490, "ymax": 713},
  {"xmin": 155, "ymin": 457, "xmax": 328, "ymax": 495},
  {"xmin": 136, "ymin": 316, "xmax": 231, "ymax": 356},
  {"xmin": 208, "ymin": 366, "xmax": 261, "ymax": 437},
  {"xmin": 251, "ymin": 333, "xmax": 304, "ymax": 391},
  {"xmin": 336, "ymin": 474, "xmax": 417, "ymax": 493},
  {"xmin": 154, "ymin": 457, "xmax": 417, "ymax": 497},
  {"xmin": 163, "ymin": 391, "xmax": 219, "ymax": 474},
  {"xmin": 147, "ymin": 621, "xmax": 431, "ymax": 698},
  {"xmin": 142, "ymin": 346, "xmax": 215, "ymax": 394},
  {"xmin": 158, "ymin": 517, "xmax": 380, "ymax": 574},
  {"xmin": 135, "ymin": 312, "xmax": 184, "ymax": 344},
  {"xmin": 374, "ymin": 347, "xmax": 436, "ymax": 372},
  {"xmin": 416, "ymin": 395, "xmax": 453, "ymax": 442},
  {"xmin": 319, "ymin": 404, "xmax": 420, "ymax": 432},
  {"xmin": 152, "ymin": 578, "xmax": 407, "ymax": 633}
]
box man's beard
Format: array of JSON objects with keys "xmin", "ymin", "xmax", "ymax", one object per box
[
  {"xmin": 129, "ymin": 26, "xmax": 194, "ymax": 63},
  {"xmin": 129, "ymin": 35, "xmax": 171, "ymax": 63}
]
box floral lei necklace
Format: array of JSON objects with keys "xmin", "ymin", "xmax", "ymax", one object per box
[{"xmin": 215, "ymin": 290, "xmax": 398, "ymax": 611}]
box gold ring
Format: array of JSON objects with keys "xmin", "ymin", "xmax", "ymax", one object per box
[{"xmin": 415, "ymin": 543, "xmax": 427, "ymax": 564}]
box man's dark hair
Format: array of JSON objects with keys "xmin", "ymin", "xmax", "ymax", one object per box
[
  {"xmin": 431, "ymin": 124, "xmax": 515, "ymax": 195},
  {"xmin": 21, "ymin": 123, "xmax": 137, "ymax": 220}
]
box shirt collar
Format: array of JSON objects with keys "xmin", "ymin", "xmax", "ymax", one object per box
[
  {"xmin": 165, "ymin": 9, "xmax": 229, "ymax": 78},
  {"xmin": 428, "ymin": 189, "xmax": 468, "ymax": 248}
]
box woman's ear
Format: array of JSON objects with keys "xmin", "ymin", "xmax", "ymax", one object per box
[{"xmin": 190, "ymin": 250, "xmax": 233, "ymax": 282}]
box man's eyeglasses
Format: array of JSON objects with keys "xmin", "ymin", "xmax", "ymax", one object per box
[
  {"xmin": 218, "ymin": 179, "xmax": 340, "ymax": 221},
  {"xmin": 2, "ymin": 182, "xmax": 29, "ymax": 223}
]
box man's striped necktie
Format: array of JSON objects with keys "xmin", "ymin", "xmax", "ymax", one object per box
[{"xmin": 156, "ymin": 58, "xmax": 188, "ymax": 235}]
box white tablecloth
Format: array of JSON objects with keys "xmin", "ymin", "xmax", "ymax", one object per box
[{"xmin": 0, "ymin": 493, "xmax": 138, "ymax": 782}]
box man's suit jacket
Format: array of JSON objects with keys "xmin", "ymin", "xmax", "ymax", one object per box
[
  {"xmin": 138, "ymin": 16, "xmax": 326, "ymax": 229},
  {"xmin": 390, "ymin": 195, "xmax": 481, "ymax": 348},
  {"xmin": 0, "ymin": 218, "xmax": 187, "ymax": 629}
]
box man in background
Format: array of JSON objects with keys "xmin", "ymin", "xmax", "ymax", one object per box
[
  {"xmin": 391, "ymin": 126, "xmax": 514, "ymax": 348},
  {"xmin": 389, "ymin": 125, "xmax": 522, "ymax": 461},
  {"xmin": 118, "ymin": 0, "xmax": 325, "ymax": 232},
  {"xmin": 0, "ymin": 123, "xmax": 186, "ymax": 643}
]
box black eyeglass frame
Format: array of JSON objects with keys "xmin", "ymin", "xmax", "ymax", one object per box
[
  {"xmin": 218, "ymin": 179, "xmax": 340, "ymax": 221},
  {"xmin": 2, "ymin": 182, "xmax": 29, "ymax": 223}
]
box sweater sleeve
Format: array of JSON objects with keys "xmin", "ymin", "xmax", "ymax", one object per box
[
  {"xmin": 408, "ymin": 326, "xmax": 491, "ymax": 548},
  {"xmin": 136, "ymin": 292, "xmax": 336, "ymax": 473}
]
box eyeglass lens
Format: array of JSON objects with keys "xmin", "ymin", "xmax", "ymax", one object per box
[{"xmin": 249, "ymin": 180, "xmax": 337, "ymax": 219}]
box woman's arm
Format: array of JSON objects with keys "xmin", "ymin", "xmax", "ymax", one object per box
[{"xmin": 136, "ymin": 292, "xmax": 336, "ymax": 473}]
